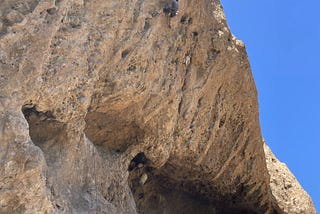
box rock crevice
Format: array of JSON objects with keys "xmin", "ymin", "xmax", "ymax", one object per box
[{"xmin": 0, "ymin": 0, "xmax": 316, "ymax": 213}]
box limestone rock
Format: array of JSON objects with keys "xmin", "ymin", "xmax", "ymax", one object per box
[
  {"xmin": 0, "ymin": 0, "xmax": 316, "ymax": 213},
  {"xmin": 264, "ymin": 143, "xmax": 316, "ymax": 214},
  {"xmin": 140, "ymin": 173, "xmax": 148, "ymax": 185}
]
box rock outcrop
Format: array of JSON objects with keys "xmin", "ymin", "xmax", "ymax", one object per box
[
  {"xmin": 0, "ymin": 0, "xmax": 316, "ymax": 213},
  {"xmin": 264, "ymin": 143, "xmax": 316, "ymax": 214}
]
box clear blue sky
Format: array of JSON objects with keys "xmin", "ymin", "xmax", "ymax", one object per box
[{"xmin": 220, "ymin": 0, "xmax": 320, "ymax": 211}]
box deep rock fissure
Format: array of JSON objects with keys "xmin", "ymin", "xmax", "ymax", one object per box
[{"xmin": 127, "ymin": 153, "xmax": 259, "ymax": 214}]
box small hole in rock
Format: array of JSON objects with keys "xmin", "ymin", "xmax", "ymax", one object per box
[
  {"xmin": 46, "ymin": 8, "xmax": 57, "ymax": 15},
  {"xmin": 121, "ymin": 49, "xmax": 130, "ymax": 58},
  {"xmin": 180, "ymin": 15, "xmax": 187, "ymax": 24},
  {"xmin": 128, "ymin": 152, "xmax": 147, "ymax": 171},
  {"xmin": 143, "ymin": 19, "xmax": 151, "ymax": 31},
  {"xmin": 127, "ymin": 64, "xmax": 136, "ymax": 72}
]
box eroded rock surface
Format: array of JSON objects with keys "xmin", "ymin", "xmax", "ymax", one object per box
[
  {"xmin": 0, "ymin": 0, "xmax": 316, "ymax": 213},
  {"xmin": 264, "ymin": 143, "xmax": 316, "ymax": 214}
]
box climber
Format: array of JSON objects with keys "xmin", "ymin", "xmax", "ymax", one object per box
[{"xmin": 163, "ymin": 0, "xmax": 179, "ymax": 17}]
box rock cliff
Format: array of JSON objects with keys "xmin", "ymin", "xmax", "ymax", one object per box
[{"xmin": 0, "ymin": 0, "xmax": 316, "ymax": 213}]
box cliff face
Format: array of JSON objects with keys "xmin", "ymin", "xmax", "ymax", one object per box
[{"xmin": 0, "ymin": 0, "xmax": 316, "ymax": 213}]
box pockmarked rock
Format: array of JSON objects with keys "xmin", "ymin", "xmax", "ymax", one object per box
[
  {"xmin": 264, "ymin": 143, "xmax": 316, "ymax": 214},
  {"xmin": 0, "ymin": 0, "xmax": 316, "ymax": 213}
]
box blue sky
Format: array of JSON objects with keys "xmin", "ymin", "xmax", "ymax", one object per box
[{"xmin": 220, "ymin": 0, "xmax": 320, "ymax": 211}]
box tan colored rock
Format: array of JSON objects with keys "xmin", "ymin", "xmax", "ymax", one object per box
[
  {"xmin": 140, "ymin": 173, "xmax": 148, "ymax": 185},
  {"xmin": 0, "ymin": 0, "xmax": 315, "ymax": 213},
  {"xmin": 264, "ymin": 143, "xmax": 316, "ymax": 214}
]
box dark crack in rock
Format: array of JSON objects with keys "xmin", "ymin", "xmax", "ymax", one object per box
[{"xmin": 0, "ymin": 0, "xmax": 316, "ymax": 213}]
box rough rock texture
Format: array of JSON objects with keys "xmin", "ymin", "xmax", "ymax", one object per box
[
  {"xmin": 0, "ymin": 0, "xmax": 316, "ymax": 213},
  {"xmin": 264, "ymin": 143, "xmax": 316, "ymax": 214}
]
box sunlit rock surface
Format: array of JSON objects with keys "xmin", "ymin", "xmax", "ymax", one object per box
[{"xmin": 0, "ymin": 0, "xmax": 316, "ymax": 213}]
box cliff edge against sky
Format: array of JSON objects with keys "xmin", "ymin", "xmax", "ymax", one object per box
[{"xmin": 0, "ymin": 0, "xmax": 316, "ymax": 213}]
